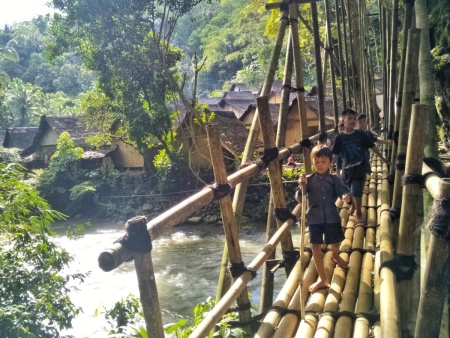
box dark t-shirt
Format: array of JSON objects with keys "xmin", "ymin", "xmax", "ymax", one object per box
[{"xmin": 332, "ymin": 129, "xmax": 375, "ymax": 168}]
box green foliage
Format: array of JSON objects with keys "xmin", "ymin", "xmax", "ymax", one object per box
[
  {"xmin": 100, "ymin": 294, "xmax": 143, "ymax": 335},
  {"xmin": 0, "ymin": 146, "xmax": 21, "ymax": 163},
  {"xmin": 0, "ymin": 162, "xmax": 85, "ymax": 337}
]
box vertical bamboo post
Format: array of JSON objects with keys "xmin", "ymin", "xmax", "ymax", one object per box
[
  {"xmin": 334, "ymin": 0, "xmax": 347, "ymax": 108},
  {"xmin": 390, "ymin": 0, "xmax": 414, "ymax": 169},
  {"xmin": 390, "ymin": 28, "xmax": 421, "ymax": 246},
  {"xmin": 130, "ymin": 217, "xmax": 165, "ymax": 338},
  {"xmin": 206, "ymin": 124, "xmax": 253, "ymax": 330},
  {"xmin": 311, "ymin": 2, "xmax": 326, "ymax": 136},
  {"xmin": 219, "ymin": 7, "xmax": 290, "ymax": 302},
  {"xmin": 257, "ymin": 96, "xmax": 294, "ymax": 254},
  {"xmin": 341, "ymin": 0, "xmax": 352, "ymax": 107},
  {"xmin": 387, "ymin": 0, "xmax": 399, "ymax": 142},
  {"xmin": 289, "ymin": 2, "xmax": 312, "ymax": 173},
  {"xmin": 396, "ymin": 104, "xmax": 428, "ymax": 336},
  {"xmin": 323, "ymin": 0, "xmax": 339, "ymax": 125},
  {"xmin": 415, "ymin": 181, "xmax": 450, "ymax": 337}
]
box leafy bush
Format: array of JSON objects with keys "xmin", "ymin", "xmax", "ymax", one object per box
[
  {"xmin": 0, "ymin": 146, "xmax": 21, "ymax": 163},
  {"xmin": 0, "ymin": 163, "xmax": 85, "ymax": 337}
]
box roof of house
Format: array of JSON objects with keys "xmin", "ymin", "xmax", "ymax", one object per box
[
  {"xmin": 209, "ymin": 110, "xmax": 253, "ymax": 156},
  {"xmin": 21, "ymin": 115, "xmax": 98, "ymax": 157},
  {"xmin": 3, "ymin": 127, "xmax": 38, "ymax": 150},
  {"xmin": 289, "ymin": 96, "xmax": 340, "ymax": 121},
  {"xmin": 218, "ymin": 98, "xmax": 255, "ymax": 114},
  {"xmin": 222, "ymin": 91, "xmax": 255, "ymax": 100},
  {"xmin": 229, "ymin": 83, "xmax": 250, "ymax": 92},
  {"xmin": 239, "ymin": 103, "xmax": 281, "ymax": 125}
]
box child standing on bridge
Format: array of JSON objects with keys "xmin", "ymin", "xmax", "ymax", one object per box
[
  {"xmin": 356, "ymin": 113, "xmax": 393, "ymax": 174},
  {"xmin": 332, "ymin": 108, "xmax": 390, "ymax": 225},
  {"xmin": 297, "ymin": 144, "xmax": 351, "ymax": 293}
]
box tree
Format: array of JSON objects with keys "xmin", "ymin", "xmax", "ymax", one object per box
[
  {"xmin": 47, "ymin": 0, "xmax": 214, "ymax": 155},
  {"xmin": 0, "ymin": 162, "xmax": 85, "ymax": 337},
  {"xmin": 5, "ymin": 78, "xmax": 41, "ymax": 126}
]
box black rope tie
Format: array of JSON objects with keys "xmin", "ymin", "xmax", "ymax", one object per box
[
  {"xmin": 115, "ymin": 216, "xmax": 152, "ymax": 253},
  {"xmin": 428, "ymin": 198, "xmax": 450, "ymax": 241},
  {"xmin": 282, "ymin": 84, "xmax": 304, "ymax": 93},
  {"xmin": 319, "ymin": 132, "xmax": 328, "ymax": 144},
  {"xmin": 395, "ymin": 153, "xmax": 406, "ymax": 171},
  {"xmin": 279, "ymin": 0, "xmax": 290, "ymax": 11},
  {"xmin": 285, "ymin": 147, "xmax": 293, "ymax": 156},
  {"xmin": 228, "ymin": 262, "xmax": 257, "ymax": 280},
  {"xmin": 274, "ymin": 207, "xmax": 297, "ymax": 223},
  {"xmin": 402, "ymin": 174, "xmax": 426, "ymax": 188},
  {"xmin": 379, "ymin": 253, "xmax": 417, "ymax": 282},
  {"xmin": 205, "ymin": 183, "xmax": 232, "ymax": 199},
  {"xmin": 261, "ymin": 147, "xmax": 279, "ymax": 166},
  {"xmin": 299, "ymin": 138, "xmax": 313, "ymax": 150},
  {"xmin": 389, "ymin": 207, "xmax": 400, "ymax": 220},
  {"xmin": 282, "ymin": 249, "xmax": 300, "ymax": 266}
]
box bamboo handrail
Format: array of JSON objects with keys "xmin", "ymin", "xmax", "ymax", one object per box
[
  {"xmin": 98, "ymin": 129, "xmax": 336, "ymax": 272},
  {"xmin": 189, "ymin": 204, "xmax": 301, "ymax": 338}
]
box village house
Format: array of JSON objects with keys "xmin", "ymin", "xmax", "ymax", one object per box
[
  {"xmin": 21, "ymin": 115, "xmax": 145, "ymax": 171},
  {"xmin": 2, "ymin": 127, "xmax": 38, "ymax": 151},
  {"xmin": 175, "ymin": 109, "xmax": 257, "ymax": 172}
]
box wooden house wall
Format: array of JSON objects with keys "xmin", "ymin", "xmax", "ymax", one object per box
[
  {"xmin": 110, "ymin": 139, "xmax": 144, "ymax": 169},
  {"xmin": 178, "ymin": 124, "xmax": 211, "ymax": 171},
  {"xmin": 41, "ymin": 129, "xmax": 59, "ymax": 146}
]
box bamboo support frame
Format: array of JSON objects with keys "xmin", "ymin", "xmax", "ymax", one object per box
[
  {"xmin": 397, "ymin": 104, "xmax": 428, "ymax": 336},
  {"xmin": 189, "ymin": 205, "xmax": 301, "ymax": 338},
  {"xmin": 391, "ymin": 28, "xmax": 421, "ymax": 245},
  {"xmin": 206, "ymin": 124, "xmax": 253, "ymax": 329}
]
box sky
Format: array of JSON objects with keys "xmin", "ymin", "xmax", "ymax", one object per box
[{"xmin": 0, "ymin": 0, "xmax": 54, "ymax": 27}]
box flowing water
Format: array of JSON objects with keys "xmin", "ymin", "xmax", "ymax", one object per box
[{"xmin": 53, "ymin": 220, "xmax": 298, "ymax": 337}]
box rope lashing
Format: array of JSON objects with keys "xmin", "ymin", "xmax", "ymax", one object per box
[
  {"xmin": 393, "ymin": 130, "xmax": 399, "ymax": 144},
  {"xmin": 279, "ymin": 0, "xmax": 290, "ymax": 11},
  {"xmin": 427, "ymin": 198, "xmax": 450, "ymax": 241},
  {"xmin": 228, "ymin": 261, "xmax": 257, "ymax": 279},
  {"xmin": 319, "ymin": 132, "xmax": 328, "ymax": 144},
  {"xmin": 299, "ymin": 138, "xmax": 313, "ymax": 150},
  {"xmin": 389, "ymin": 207, "xmax": 401, "ymax": 220},
  {"xmin": 204, "ymin": 183, "xmax": 232, "ymax": 199},
  {"xmin": 402, "ymin": 174, "xmax": 427, "ymax": 188},
  {"xmin": 115, "ymin": 216, "xmax": 152, "ymax": 253},
  {"xmin": 379, "ymin": 253, "xmax": 417, "ymax": 282},
  {"xmin": 274, "ymin": 207, "xmax": 297, "ymax": 223},
  {"xmin": 283, "ymin": 249, "xmax": 300, "ymax": 267},
  {"xmin": 261, "ymin": 147, "xmax": 279, "ymax": 166},
  {"xmin": 281, "ymin": 84, "xmax": 305, "ymax": 93},
  {"xmin": 423, "ymin": 157, "xmax": 446, "ymax": 177},
  {"xmin": 395, "ymin": 153, "xmax": 406, "ymax": 171}
]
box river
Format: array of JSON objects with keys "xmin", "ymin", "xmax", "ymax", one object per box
[{"xmin": 53, "ymin": 220, "xmax": 298, "ymax": 337}]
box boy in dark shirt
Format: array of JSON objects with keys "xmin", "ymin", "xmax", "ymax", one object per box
[
  {"xmin": 356, "ymin": 113, "xmax": 393, "ymax": 173},
  {"xmin": 332, "ymin": 109, "xmax": 390, "ymax": 225},
  {"xmin": 297, "ymin": 144, "xmax": 351, "ymax": 292}
]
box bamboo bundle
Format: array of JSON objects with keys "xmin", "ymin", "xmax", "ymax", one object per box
[
  {"xmin": 189, "ymin": 205, "xmax": 302, "ymax": 338},
  {"xmin": 206, "ymin": 124, "xmax": 252, "ymax": 327},
  {"xmin": 378, "ymin": 162, "xmax": 400, "ymax": 338},
  {"xmin": 272, "ymin": 256, "xmax": 321, "ymax": 338},
  {"xmin": 353, "ymin": 253, "xmax": 375, "ymax": 337},
  {"xmin": 255, "ymin": 255, "xmax": 311, "ymax": 338},
  {"xmin": 294, "ymin": 252, "xmax": 336, "ymax": 338}
]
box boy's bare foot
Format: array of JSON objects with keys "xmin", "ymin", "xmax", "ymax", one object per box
[
  {"xmin": 309, "ymin": 279, "xmax": 330, "ymax": 293},
  {"xmin": 331, "ymin": 256, "xmax": 349, "ymax": 270},
  {"xmin": 348, "ymin": 205, "xmax": 354, "ymax": 215},
  {"xmin": 355, "ymin": 213, "xmax": 364, "ymax": 225}
]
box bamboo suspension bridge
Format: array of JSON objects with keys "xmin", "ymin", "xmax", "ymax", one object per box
[{"xmin": 97, "ymin": 0, "xmax": 448, "ymax": 337}]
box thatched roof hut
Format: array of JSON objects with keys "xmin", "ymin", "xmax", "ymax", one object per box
[{"xmin": 3, "ymin": 127, "xmax": 38, "ymax": 150}]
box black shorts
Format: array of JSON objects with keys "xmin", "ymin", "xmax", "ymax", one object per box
[
  {"xmin": 309, "ymin": 222, "xmax": 344, "ymax": 245},
  {"xmin": 343, "ymin": 164, "xmax": 366, "ymax": 197}
]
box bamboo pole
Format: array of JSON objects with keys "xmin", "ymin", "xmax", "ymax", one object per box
[
  {"xmin": 334, "ymin": 0, "xmax": 347, "ymax": 108},
  {"xmin": 379, "ymin": 160, "xmax": 401, "ymax": 338},
  {"xmin": 257, "ymin": 95, "xmax": 294, "ymax": 253},
  {"xmin": 391, "ymin": 28, "xmax": 421, "ymax": 246},
  {"xmin": 256, "ymin": 252, "xmax": 312, "ymax": 338},
  {"xmin": 387, "ymin": 0, "xmax": 399, "ymax": 141},
  {"xmin": 129, "ymin": 218, "xmax": 164, "ymax": 338},
  {"xmin": 289, "ymin": 1, "xmax": 312, "ymax": 174},
  {"xmin": 259, "ymin": 32, "xmax": 296, "ymax": 313},
  {"xmin": 189, "ymin": 205, "xmax": 301, "ymax": 338},
  {"xmin": 324, "ymin": 0, "xmax": 339, "ymax": 125},
  {"xmin": 341, "ymin": 0, "xmax": 352, "ymax": 107},
  {"xmin": 390, "ymin": 0, "xmax": 414, "ymax": 170},
  {"xmin": 206, "ymin": 124, "xmax": 252, "ymax": 329},
  {"xmin": 396, "ymin": 104, "xmax": 428, "ymax": 336},
  {"xmin": 311, "ymin": 1, "xmax": 326, "ymax": 136}
]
